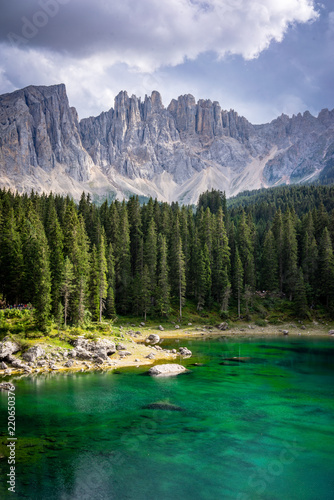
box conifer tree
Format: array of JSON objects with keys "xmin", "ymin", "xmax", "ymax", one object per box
[
  {"xmin": 294, "ymin": 268, "xmax": 308, "ymax": 317},
  {"xmin": 116, "ymin": 203, "xmax": 132, "ymax": 314},
  {"xmin": 234, "ymin": 247, "xmax": 244, "ymax": 318},
  {"xmin": 0, "ymin": 208, "xmax": 23, "ymax": 304},
  {"xmin": 106, "ymin": 243, "xmax": 116, "ymax": 318},
  {"xmin": 283, "ymin": 209, "xmax": 298, "ymax": 300},
  {"xmin": 272, "ymin": 209, "xmax": 284, "ymax": 292},
  {"xmin": 22, "ymin": 207, "xmax": 52, "ymax": 331},
  {"xmin": 237, "ymin": 211, "xmax": 255, "ymax": 288},
  {"xmin": 141, "ymin": 264, "xmax": 151, "ymax": 321},
  {"xmin": 212, "ymin": 207, "xmax": 231, "ymax": 307},
  {"xmin": 46, "ymin": 200, "xmax": 64, "ymax": 317},
  {"xmin": 318, "ymin": 227, "xmax": 334, "ymax": 307},
  {"xmin": 128, "ymin": 196, "xmax": 143, "ymax": 275},
  {"xmin": 195, "ymin": 242, "xmax": 211, "ymax": 310},
  {"xmin": 144, "ymin": 218, "xmax": 158, "ymax": 303},
  {"xmin": 176, "ymin": 237, "xmax": 186, "ymax": 319},
  {"xmin": 63, "ymin": 206, "xmax": 90, "ymax": 323},
  {"xmin": 261, "ymin": 229, "xmax": 278, "ymax": 291},
  {"xmin": 61, "ymin": 256, "xmax": 74, "ymax": 326},
  {"xmin": 132, "ymin": 237, "xmax": 144, "ymax": 316},
  {"xmin": 157, "ymin": 235, "xmax": 171, "ymax": 317},
  {"xmin": 89, "ymin": 245, "xmax": 99, "ymax": 321},
  {"xmin": 97, "ymin": 233, "xmax": 108, "ymax": 322}
]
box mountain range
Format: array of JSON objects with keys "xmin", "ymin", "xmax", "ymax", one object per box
[{"xmin": 0, "ymin": 83, "xmax": 333, "ymax": 203}]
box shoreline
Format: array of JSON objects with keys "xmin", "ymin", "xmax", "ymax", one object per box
[{"xmin": 0, "ymin": 323, "xmax": 333, "ymax": 379}]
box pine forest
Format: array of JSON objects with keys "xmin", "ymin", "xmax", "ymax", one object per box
[{"xmin": 1, "ymin": 185, "xmax": 334, "ymax": 332}]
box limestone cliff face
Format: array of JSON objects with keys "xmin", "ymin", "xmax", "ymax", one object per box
[
  {"xmin": 0, "ymin": 84, "xmax": 93, "ymax": 190},
  {"xmin": 1, "ymin": 84, "xmax": 334, "ymax": 203}
]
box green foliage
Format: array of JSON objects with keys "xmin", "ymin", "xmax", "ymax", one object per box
[
  {"xmin": 1, "ymin": 183, "xmax": 334, "ymax": 327},
  {"xmin": 255, "ymin": 319, "xmax": 267, "ymax": 327}
]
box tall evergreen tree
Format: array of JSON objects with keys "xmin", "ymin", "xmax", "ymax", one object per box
[
  {"xmin": 0, "ymin": 208, "xmax": 23, "ymax": 304},
  {"xmin": 282, "ymin": 209, "xmax": 298, "ymax": 300},
  {"xmin": 144, "ymin": 218, "xmax": 158, "ymax": 307},
  {"xmin": 97, "ymin": 233, "xmax": 108, "ymax": 322},
  {"xmin": 105, "ymin": 243, "xmax": 116, "ymax": 318},
  {"xmin": 318, "ymin": 227, "xmax": 334, "ymax": 307},
  {"xmin": 261, "ymin": 229, "xmax": 278, "ymax": 291},
  {"xmin": 61, "ymin": 256, "xmax": 74, "ymax": 326},
  {"xmin": 272, "ymin": 208, "xmax": 284, "ymax": 293},
  {"xmin": 116, "ymin": 203, "xmax": 132, "ymax": 314},
  {"xmin": 212, "ymin": 207, "xmax": 230, "ymax": 307},
  {"xmin": 237, "ymin": 211, "xmax": 255, "ymax": 288},
  {"xmin": 156, "ymin": 235, "xmax": 171, "ymax": 317},
  {"xmin": 22, "ymin": 207, "xmax": 52, "ymax": 331},
  {"xmin": 294, "ymin": 268, "xmax": 308, "ymax": 318},
  {"xmin": 234, "ymin": 247, "xmax": 244, "ymax": 318},
  {"xmin": 46, "ymin": 200, "xmax": 64, "ymax": 317}
]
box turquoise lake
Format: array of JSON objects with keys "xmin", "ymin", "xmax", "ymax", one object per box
[{"xmin": 0, "ymin": 336, "xmax": 334, "ymax": 500}]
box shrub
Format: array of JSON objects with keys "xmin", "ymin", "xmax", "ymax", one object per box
[
  {"xmin": 255, "ymin": 319, "xmax": 267, "ymax": 327},
  {"xmin": 5, "ymin": 309, "xmax": 24, "ymax": 319}
]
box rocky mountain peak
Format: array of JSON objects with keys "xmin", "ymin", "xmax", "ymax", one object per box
[{"xmin": 1, "ymin": 83, "xmax": 334, "ymax": 204}]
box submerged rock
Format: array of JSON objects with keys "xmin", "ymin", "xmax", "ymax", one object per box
[
  {"xmin": 0, "ymin": 382, "xmax": 15, "ymax": 391},
  {"xmin": 148, "ymin": 364, "xmax": 187, "ymax": 376},
  {"xmin": 224, "ymin": 357, "xmax": 251, "ymax": 362},
  {"xmin": 179, "ymin": 347, "xmax": 192, "ymax": 357},
  {"xmin": 143, "ymin": 402, "xmax": 185, "ymax": 411}
]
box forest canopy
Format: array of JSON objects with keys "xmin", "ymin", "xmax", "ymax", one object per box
[{"xmin": 1, "ymin": 185, "xmax": 334, "ymax": 331}]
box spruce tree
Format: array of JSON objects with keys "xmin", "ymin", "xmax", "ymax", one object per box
[
  {"xmin": 97, "ymin": 233, "xmax": 108, "ymax": 322},
  {"xmin": 318, "ymin": 227, "xmax": 334, "ymax": 307},
  {"xmin": 272, "ymin": 209, "xmax": 284, "ymax": 293},
  {"xmin": 294, "ymin": 268, "xmax": 308, "ymax": 318},
  {"xmin": 175, "ymin": 237, "xmax": 186, "ymax": 319},
  {"xmin": 237, "ymin": 211, "xmax": 255, "ymax": 288},
  {"xmin": 282, "ymin": 209, "xmax": 298, "ymax": 300},
  {"xmin": 157, "ymin": 235, "xmax": 171, "ymax": 317},
  {"xmin": 106, "ymin": 243, "xmax": 116, "ymax": 318},
  {"xmin": 116, "ymin": 203, "xmax": 132, "ymax": 314},
  {"xmin": 261, "ymin": 229, "xmax": 278, "ymax": 291},
  {"xmin": 61, "ymin": 256, "xmax": 74, "ymax": 326},
  {"xmin": 141, "ymin": 264, "xmax": 151, "ymax": 321},
  {"xmin": 22, "ymin": 207, "xmax": 52, "ymax": 331},
  {"xmin": 144, "ymin": 218, "xmax": 158, "ymax": 306},
  {"xmin": 89, "ymin": 245, "xmax": 99, "ymax": 321},
  {"xmin": 234, "ymin": 247, "xmax": 244, "ymax": 318},
  {"xmin": 0, "ymin": 208, "xmax": 23, "ymax": 304},
  {"xmin": 46, "ymin": 200, "xmax": 64, "ymax": 318},
  {"xmin": 212, "ymin": 207, "xmax": 231, "ymax": 308}
]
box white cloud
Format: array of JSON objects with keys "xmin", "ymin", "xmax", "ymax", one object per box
[
  {"xmin": 1, "ymin": 0, "xmax": 319, "ymax": 70},
  {"xmin": 0, "ymin": 0, "xmax": 320, "ymax": 121}
]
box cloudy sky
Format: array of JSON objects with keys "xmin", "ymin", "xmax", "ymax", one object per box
[{"xmin": 0, "ymin": 0, "xmax": 333, "ymax": 124}]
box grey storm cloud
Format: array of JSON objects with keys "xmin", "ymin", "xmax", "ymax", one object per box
[
  {"xmin": 0, "ymin": 0, "xmax": 319, "ymax": 70},
  {"xmin": 0, "ymin": 0, "xmax": 331, "ymax": 124}
]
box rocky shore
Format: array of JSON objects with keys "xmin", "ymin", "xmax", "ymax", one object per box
[
  {"xmin": 0, "ymin": 321, "xmax": 332, "ymax": 380},
  {"xmin": 0, "ymin": 330, "xmax": 192, "ymax": 378}
]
